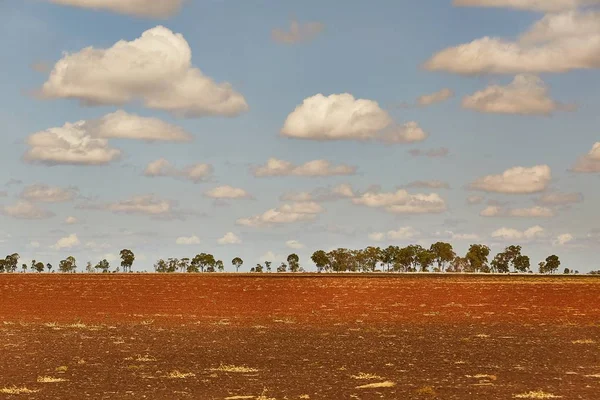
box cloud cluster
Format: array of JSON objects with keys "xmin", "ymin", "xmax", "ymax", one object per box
[
  {"xmin": 353, "ymin": 189, "xmax": 447, "ymax": 214},
  {"xmin": 176, "ymin": 235, "xmax": 201, "ymax": 245},
  {"xmin": 237, "ymin": 202, "xmax": 323, "ymax": 227},
  {"xmin": 417, "ymin": 88, "xmax": 454, "ymax": 106},
  {"xmin": 41, "ymin": 26, "xmax": 248, "ymax": 117},
  {"xmin": 145, "ymin": 158, "xmax": 213, "ymax": 183},
  {"xmin": 463, "ymin": 75, "xmax": 569, "ymax": 115},
  {"xmin": 425, "ymin": 10, "xmax": 600, "ymax": 75},
  {"xmin": 491, "ymin": 225, "xmax": 545, "ymax": 241},
  {"xmin": 280, "ymin": 184, "xmax": 356, "ymax": 203},
  {"xmin": 52, "ymin": 233, "xmax": 80, "ymax": 250},
  {"xmin": 281, "ymin": 93, "xmax": 427, "ymax": 143},
  {"xmin": 48, "ymin": 0, "xmax": 185, "ymax": 18},
  {"xmin": 252, "ymin": 158, "xmax": 356, "ymax": 178},
  {"xmin": 480, "ymin": 205, "xmax": 555, "ymax": 218},
  {"xmin": 205, "ymin": 186, "xmax": 251, "ymax": 199},
  {"xmin": 286, "ymin": 240, "xmax": 305, "ymax": 249},
  {"xmin": 471, "ymin": 165, "xmax": 552, "ymax": 194},
  {"xmin": 536, "ymin": 191, "xmax": 583, "ymax": 205},
  {"xmin": 218, "ymin": 232, "xmax": 242, "ymax": 245},
  {"xmin": 571, "ymin": 142, "xmax": 600, "ymax": 172},
  {"xmin": 369, "ymin": 226, "xmax": 419, "ymax": 242},
  {"xmin": 20, "ymin": 184, "xmax": 78, "ymax": 202},
  {"xmin": 2, "ymin": 201, "xmax": 56, "ymax": 219},
  {"xmin": 272, "ymin": 19, "xmax": 325, "ymax": 44},
  {"xmin": 554, "ymin": 233, "xmax": 574, "ymax": 246}
]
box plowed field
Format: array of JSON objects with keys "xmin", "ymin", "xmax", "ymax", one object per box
[{"xmin": 1, "ymin": 274, "xmax": 599, "ymax": 399}]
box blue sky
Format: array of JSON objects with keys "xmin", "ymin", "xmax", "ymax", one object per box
[{"xmin": 1, "ymin": 0, "xmax": 599, "ymax": 272}]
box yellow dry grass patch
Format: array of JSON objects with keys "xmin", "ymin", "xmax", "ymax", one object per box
[
  {"xmin": 209, "ymin": 364, "xmax": 258, "ymax": 373},
  {"xmin": 0, "ymin": 386, "xmax": 39, "ymax": 394},
  {"xmin": 166, "ymin": 370, "xmax": 195, "ymax": 379},
  {"xmin": 571, "ymin": 339, "xmax": 595, "ymax": 344},
  {"xmin": 467, "ymin": 374, "xmax": 497, "ymax": 381},
  {"xmin": 224, "ymin": 396, "xmax": 254, "ymax": 399},
  {"xmin": 514, "ymin": 391, "xmax": 562, "ymax": 399},
  {"xmin": 37, "ymin": 376, "xmax": 67, "ymax": 383},
  {"xmin": 351, "ymin": 372, "xmax": 384, "ymax": 380},
  {"xmin": 355, "ymin": 381, "xmax": 396, "ymax": 389}
]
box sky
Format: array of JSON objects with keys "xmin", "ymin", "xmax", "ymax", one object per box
[{"xmin": 1, "ymin": 0, "xmax": 599, "ymax": 272}]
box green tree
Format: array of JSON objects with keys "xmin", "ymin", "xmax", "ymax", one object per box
[
  {"xmin": 393, "ymin": 246, "xmax": 414, "ymax": 273},
  {"xmin": 59, "ymin": 256, "xmax": 76, "ymax": 273},
  {"xmin": 85, "ymin": 262, "xmax": 93, "ymax": 273},
  {"xmin": 287, "ymin": 254, "xmax": 300, "ymax": 273},
  {"xmin": 311, "ymin": 250, "xmax": 330, "ymax": 272},
  {"xmin": 46, "ymin": 263, "xmax": 52, "ymax": 273},
  {"xmin": 216, "ymin": 260, "xmax": 224, "ymax": 272},
  {"xmin": 416, "ymin": 248, "xmax": 435, "ymax": 272},
  {"xmin": 22, "ymin": 264, "xmax": 27, "ymax": 273},
  {"xmin": 232, "ymin": 257, "xmax": 243, "ymax": 272},
  {"xmin": 363, "ymin": 246, "xmax": 382, "ymax": 272},
  {"xmin": 95, "ymin": 259, "xmax": 111, "ymax": 273},
  {"xmin": 465, "ymin": 244, "xmax": 490, "ymax": 272},
  {"xmin": 539, "ymin": 255, "xmax": 560, "ymax": 274},
  {"xmin": 154, "ymin": 259, "xmax": 168, "ymax": 273},
  {"xmin": 491, "ymin": 252, "xmax": 510, "ymax": 273},
  {"xmin": 564, "ymin": 268, "xmax": 571, "ymax": 274},
  {"xmin": 264, "ymin": 261, "xmax": 272, "ymax": 273},
  {"xmin": 4, "ymin": 253, "xmax": 20, "ymax": 273},
  {"xmin": 277, "ymin": 262, "xmax": 287, "ymax": 273},
  {"xmin": 429, "ymin": 242, "xmax": 455, "ymax": 272},
  {"xmin": 179, "ymin": 258, "xmax": 190, "ymax": 273},
  {"xmin": 192, "ymin": 253, "xmax": 215, "ymax": 273},
  {"xmin": 381, "ymin": 246, "xmax": 397, "ymax": 272},
  {"xmin": 34, "ymin": 262, "xmax": 45, "ymax": 273},
  {"xmin": 513, "ymin": 255, "xmax": 530, "ymax": 273},
  {"xmin": 254, "ymin": 263, "xmax": 263, "ymax": 273},
  {"xmin": 119, "ymin": 249, "xmax": 135, "ymax": 273}
]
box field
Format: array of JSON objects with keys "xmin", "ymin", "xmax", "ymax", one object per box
[{"xmin": 1, "ymin": 274, "xmax": 599, "ymax": 399}]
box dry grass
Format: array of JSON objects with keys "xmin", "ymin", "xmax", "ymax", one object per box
[
  {"xmin": 0, "ymin": 386, "xmax": 39, "ymax": 394},
  {"xmin": 351, "ymin": 372, "xmax": 384, "ymax": 380},
  {"xmin": 165, "ymin": 370, "xmax": 195, "ymax": 379},
  {"xmin": 224, "ymin": 396, "xmax": 254, "ymax": 399},
  {"xmin": 514, "ymin": 391, "xmax": 562, "ymax": 399},
  {"xmin": 414, "ymin": 386, "xmax": 437, "ymax": 396},
  {"xmin": 209, "ymin": 364, "xmax": 258, "ymax": 373},
  {"xmin": 467, "ymin": 374, "xmax": 497, "ymax": 381},
  {"xmin": 55, "ymin": 366, "xmax": 68, "ymax": 373},
  {"xmin": 37, "ymin": 376, "xmax": 67, "ymax": 383},
  {"xmin": 571, "ymin": 339, "xmax": 596, "ymax": 344},
  {"xmin": 355, "ymin": 381, "xmax": 396, "ymax": 389}
]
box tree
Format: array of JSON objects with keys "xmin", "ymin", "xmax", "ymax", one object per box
[
  {"xmin": 216, "ymin": 260, "xmax": 224, "ymax": 272},
  {"xmin": 328, "ymin": 249, "xmax": 352, "ymax": 272},
  {"xmin": 539, "ymin": 255, "xmax": 560, "ymax": 274},
  {"xmin": 264, "ymin": 261, "xmax": 272, "ymax": 273},
  {"xmin": 513, "ymin": 255, "xmax": 530, "ymax": 273},
  {"xmin": 254, "ymin": 263, "xmax": 263, "ymax": 273},
  {"xmin": 564, "ymin": 268, "xmax": 571, "ymax": 274},
  {"xmin": 154, "ymin": 259, "xmax": 168, "ymax": 273},
  {"xmin": 448, "ymin": 256, "xmax": 468, "ymax": 272},
  {"xmin": 95, "ymin": 259, "xmax": 110, "ymax": 273},
  {"xmin": 85, "ymin": 262, "xmax": 93, "ymax": 274},
  {"xmin": 430, "ymin": 242, "xmax": 455, "ymax": 272},
  {"xmin": 4, "ymin": 254, "xmax": 20, "ymax": 273},
  {"xmin": 277, "ymin": 262, "xmax": 287, "ymax": 273},
  {"xmin": 363, "ymin": 246, "xmax": 382, "ymax": 272},
  {"xmin": 59, "ymin": 256, "xmax": 76, "ymax": 273},
  {"xmin": 393, "ymin": 246, "xmax": 413, "ymax": 272},
  {"xmin": 232, "ymin": 257, "xmax": 243, "ymax": 272},
  {"xmin": 465, "ymin": 244, "xmax": 490, "ymax": 272},
  {"xmin": 287, "ymin": 254, "xmax": 300, "ymax": 273},
  {"xmin": 179, "ymin": 258, "xmax": 190, "ymax": 273},
  {"xmin": 46, "ymin": 263, "xmax": 52, "ymax": 273},
  {"xmin": 192, "ymin": 253, "xmax": 215, "ymax": 273},
  {"xmin": 382, "ymin": 246, "xmax": 396, "ymax": 272},
  {"xmin": 416, "ymin": 248, "xmax": 435, "ymax": 272},
  {"xmin": 119, "ymin": 249, "xmax": 135, "ymax": 273},
  {"xmin": 491, "ymin": 252, "xmax": 510, "ymax": 274},
  {"xmin": 167, "ymin": 258, "xmax": 179, "ymax": 273},
  {"xmin": 34, "ymin": 262, "xmax": 45, "ymax": 273},
  {"xmin": 311, "ymin": 250, "xmax": 330, "ymax": 272}
]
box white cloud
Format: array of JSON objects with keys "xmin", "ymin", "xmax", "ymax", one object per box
[
  {"xmin": 205, "ymin": 185, "xmax": 250, "ymax": 199},
  {"xmin": 453, "ymin": 0, "xmax": 598, "ymax": 12},
  {"xmin": 2, "ymin": 201, "xmax": 55, "ymax": 219},
  {"xmin": 52, "ymin": 233, "xmax": 80, "ymax": 250},
  {"xmin": 571, "ymin": 142, "xmax": 600, "ymax": 172},
  {"xmin": 491, "ymin": 225, "xmax": 545, "ymax": 241},
  {"xmin": 286, "ymin": 240, "xmax": 305, "ymax": 249},
  {"xmin": 48, "ymin": 0, "xmax": 185, "ymax": 18},
  {"xmin": 252, "ymin": 158, "xmax": 356, "ymax": 177},
  {"xmin": 218, "ymin": 232, "xmax": 242, "ymax": 245},
  {"xmin": 259, "ymin": 251, "xmax": 285, "ymax": 264},
  {"xmin": 65, "ymin": 216, "xmax": 78, "ymax": 224},
  {"xmin": 237, "ymin": 202, "xmax": 323, "ymax": 227},
  {"xmin": 471, "ymin": 165, "xmax": 551, "ymax": 194},
  {"xmin": 353, "ymin": 189, "xmax": 447, "ymax": 214},
  {"xmin": 467, "ymin": 195, "xmax": 485, "ymax": 205},
  {"xmin": 25, "ymin": 121, "xmax": 121, "ymax": 166},
  {"xmin": 408, "ymin": 147, "xmax": 450, "ymax": 158},
  {"xmin": 272, "ymin": 19, "xmax": 324, "ymax": 44},
  {"xmin": 281, "ymin": 93, "xmax": 426, "ymax": 143},
  {"xmin": 20, "ymin": 184, "xmax": 78, "ymax": 202},
  {"xmin": 370, "ymin": 226, "xmax": 419, "ymax": 242},
  {"xmin": 41, "ymin": 26, "xmax": 248, "ymax": 117},
  {"xmin": 85, "ymin": 110, "xmax": 192, "ymax": 142},
  {"xmin": 145, "ymin": 158, "xmax": 213, "ymax": 183},
  {"xmin": 107, "ymin": 195, "xmax": 172, "ymax": 216},
  {"xmin": 463, "ymin": 75, "xmax": 568, "ymax": 115},
  {"xmin": 280, "ymin": 184, "xmax": 356, "ymax": 203},
  {"xmin": 480, "ymin": 205, "xmax": 555, "ymax": 217},
  {"xmin": 405, "ymin": 180, "xmax": 451, "ymax": 189},
  {"xmin": 536, "ymin": 191, "xmax": 583, "ymax": 205},
  {"xmin": 417, "ymin": 88, "xmax": 454, "ymax": 106},
  {"xmin": 437, "ymin": 230, "xmax": 481, "ymax": 241},
  {"xmin": 280, "ymin": 191, "xmax": 314, "ymax": 202},
  {"xmin": 554, "ymin": 233, "xmax": 574, "ymax": 246},
  {"xmin": 176, "ymin": 235, "xmax": 201, "ymax": 245},
  {"xmin": 425, "ymin": 10, "xmax": 600, "ymax": 75}
]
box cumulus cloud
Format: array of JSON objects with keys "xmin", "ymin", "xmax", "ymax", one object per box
[
  {"xmin": 480, "ymin": 205, "xmax": 555, "ymax": 217},
  {"xmin": 405, "ymin": 180, "xmax": 451, "ymax": 189},
  {"xmin": 536, "ymin": 191, "xmax": 583, "ymax": 205},
  {"xmin": 417, "ymin": 88, "xmax": 454, "ymax": 106},
  {"xmin": 176, "ymin": 235, "xmax": 201, "ymax": 245},
  {"xmin": 554, "ymin": 233, "xmax": 575, "ymax": 246},
  {"xmin": 281, "ymin": 184, "xmax": 356, "ymax": 203},
  {"xmin": 65, "ymin": 216, "xmax": 78, "ymax": 225},
  {"xmin": 20, "ymin": 184, "xmax": 78, "ymax": 202},
  {"xmin": 571, "ymin": 142, "xmax": 600, "ymax": 172},
  {"xmin": 80, "ymin": 195, "xmax": 189, "ymax": 219},
  {"xmin": 40, "ymin": 26, "xmax": 248, "ymax": 117},
  {"xmin": 369, "ymin": 226, "xmax": 419, "ymax": 242},
  {"xmin": 491, "ymin": 225, "xmax": 545, "ymax": 241},
  {"xmin": 237, "ymin": 202, "xmax": 323, "ymax": 227},
  {"xmin": 471, "ymin": 165, "xmax": 552, "ymax": 194},
  {"xmin": 286, "ymin": 240, "xmax": 305, "ymax": 249},
  {"xmin": 205, "ymin": 185, "xmax": 250, "ymax": 199},
  {"xmin": 218, "ymin": 232, "xmax": 242, "ymax": 245},
  {"xmin": 281, "ymin": 93, "xmax": 427, "ymax": 144},
  {"xmin": 408, "ymin": 147, "xmax": 449, "ymax": 158},
  {"xmin": 463, "ymin": 75, "xmax": 570, "ymax": 115},
  {"xmin": 453, "ymin": 0, "xmax": 598, "ymax": 12},
  {"xmin": 2, "ymin": 201, "xmax": 55, "ymax": 219},
  {"xmin": 272, "ymin": 19, "xmax": 324, "ymax": 44},
  {"xmin": 144, "ymin": 158, "xmax": 213, "ymax": 183},
  {"xmin": 48, "ymin": 0, "xmax": 185, "ymax": 18},
  {"xmin": 425, "ymin": 10, "xmax": 600, "ymax": 75},
  {"xmin": 435, "ymin": 230, "xmax": 481, "ymax": 241},
  {"xmin": 353, "ymin": 189, "xmax": 447, "ymax": 214},
  {"xmin": 252, "ymin": 158, "xmax": 356, "ymax": 177},
  {"xmin": 52, "ymin": 233, "xmax": 80, "ymax": 250},
  {"xmin": 467, "ymin": 195, "xmax": 485, "ymax": 205}
]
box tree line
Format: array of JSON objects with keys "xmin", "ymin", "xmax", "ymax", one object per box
[{"xmin": 0, "ymin": 242, "xmax": 584, "ymax": 275}]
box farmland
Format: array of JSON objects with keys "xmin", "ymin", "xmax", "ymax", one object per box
[{"xmin": 1, "ymin": 274, "xmax": 599, "ymax": 399}]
